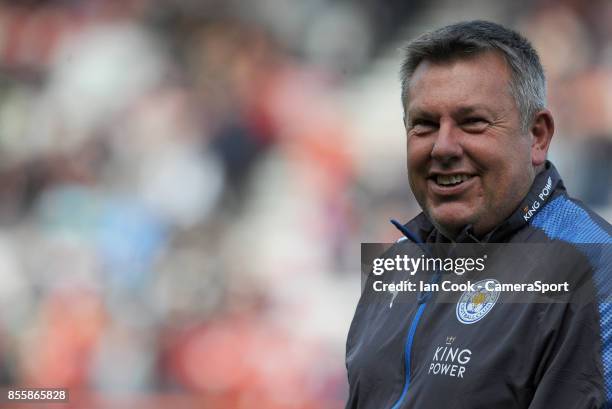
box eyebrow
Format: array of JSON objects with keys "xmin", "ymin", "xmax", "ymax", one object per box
[
  {"xmin": 453, "ymin": 105, "xmax": 494, "ymax": 117},
  {"xmin": 405, "ymin": 109, "xmax": 438, "ymax": 124},
  {"xmin": 407, "ymin": 104, "xmax": 494, "ymax": 121}
]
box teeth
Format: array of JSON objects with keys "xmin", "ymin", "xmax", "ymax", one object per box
[{"xmin": 436, "ymin": 174, "xmax": 471, "ymax": 186}]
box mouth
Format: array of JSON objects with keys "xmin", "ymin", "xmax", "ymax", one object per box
[
  {"xmin": 434, "ymin": 174, "xmax": 473, "ymax": 187},
  {"xmin": 428, "ymin": 173, "xmax": 476, "ymax": 195}
]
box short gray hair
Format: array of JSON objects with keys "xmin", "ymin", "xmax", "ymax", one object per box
[{"xmin": 400, "ymin": 20, "xmax": 546, "ymax": 132}]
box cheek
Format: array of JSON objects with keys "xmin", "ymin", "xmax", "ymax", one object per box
[
  {"xmin": 479, "ymin": 149, "xmax": 530, "ymax": 202},
  {"xmin": 407, "ymin": 138, "xmax": 431, "ymax": 171},
  {"xmin": 407, "ymin": 139, "xmax": 432, "ymax": 203}
]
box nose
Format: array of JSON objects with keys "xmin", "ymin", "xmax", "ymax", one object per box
[{"xmin": 431, "ymin": 121, "xmax": 463, "ymax": 163}]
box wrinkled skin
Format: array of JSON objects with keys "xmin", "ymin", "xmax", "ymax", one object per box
[{"xmin": 405, "ymin": 51, "xmax": 554, "ymax": 239}]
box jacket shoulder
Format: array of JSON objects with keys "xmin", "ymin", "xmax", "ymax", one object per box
[{"xmin": 530, "ymin": 194, "xmax": 612, "ymax": 244}]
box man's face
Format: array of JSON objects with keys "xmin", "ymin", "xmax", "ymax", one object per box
[{"xmin": 405, "ymin": 51, "xmax": 536, "ymax": 238}]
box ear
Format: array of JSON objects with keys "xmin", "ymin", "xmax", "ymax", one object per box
[{"xmin": 529, "ymin": 109, "xmax": 554, "ymax": 167}]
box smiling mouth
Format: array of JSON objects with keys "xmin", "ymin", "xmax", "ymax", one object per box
[{"xmin": 434, "ymin": 174, "xmax": 474, "ymax": 187}]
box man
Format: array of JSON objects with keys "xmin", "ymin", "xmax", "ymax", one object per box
[{"xmin": 346, "ymin": 20, "xmax": 612, "ymax": 408}]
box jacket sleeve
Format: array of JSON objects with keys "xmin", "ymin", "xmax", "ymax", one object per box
[{"xmin": 528, "ymin": 301, "xmax": 608, "ymax": 408}]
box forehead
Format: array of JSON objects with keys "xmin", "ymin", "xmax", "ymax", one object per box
[{"xmin": 406, "ymin": 51, "xmax": 515, "ymax": 115}]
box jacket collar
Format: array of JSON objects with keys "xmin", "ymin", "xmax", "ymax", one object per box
[{"xmin": 402, "ymin": 161, "xmax": 565, "ymax": 243}]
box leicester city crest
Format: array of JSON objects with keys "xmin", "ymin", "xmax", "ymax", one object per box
[{"xmin": 456, "ymin": 279, "xmax": 500, "ymax": 325}]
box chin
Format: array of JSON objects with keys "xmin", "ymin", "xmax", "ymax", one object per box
[{"xmin": 428, "ymin": 204, "xmax": 478, "ymax": 234}]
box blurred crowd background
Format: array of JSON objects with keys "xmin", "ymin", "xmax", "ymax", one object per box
[{"xmin": 0, "ymin": 0, "xmax": 610, "ymax": 408}]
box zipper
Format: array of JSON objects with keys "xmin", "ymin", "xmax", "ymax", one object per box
[
  {"xmin": 390, "ymin": 301, "xmax": 427, "ymax": 409},
  {"xmin": 388, "ymin": 219, "xmax": 435, "ymax": 408}
]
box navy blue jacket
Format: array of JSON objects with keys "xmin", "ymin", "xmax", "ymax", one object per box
[{"xmin": 346, "ymin": 162, "xmax": 612, "ymax": 408}]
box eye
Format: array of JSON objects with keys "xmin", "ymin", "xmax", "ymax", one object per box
[
  {"xmin": 410, "ymin": 119, "xmax": 438, "ymax": 135},
  {"xmin": 461, "ymin": 117, "xmax": 489, "ymax": 132}
]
